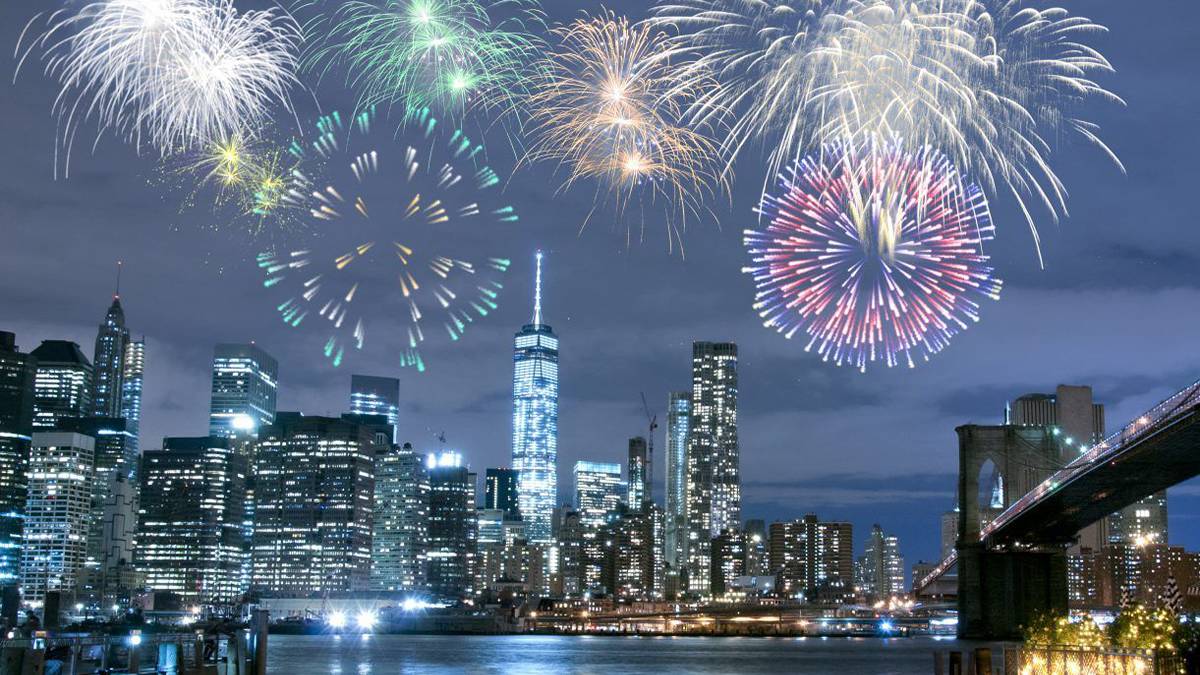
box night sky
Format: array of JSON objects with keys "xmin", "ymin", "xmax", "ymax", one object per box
[{"xmin": 2, "ymin": 0, "xmax": 1198, "ymax": 569}]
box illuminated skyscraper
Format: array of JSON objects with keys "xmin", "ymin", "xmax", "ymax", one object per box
[
  {"xmin": 664, "ymin": 391, "xmax": 690, "ymax": 571},
  {"xmin": 574, "ymin": 461, "xmax": 623, "ymax": 529},
  {"xmin": 31, "ymin": 340, "xmax": 92, "ymax": 430},
  {"xmin": 427, "ymin": 451, "xmax": 474, "ymax": 599},
  {"xmin": 90, "ymin": 290, "xmax": 129, "ymax": 419},
  {"xmin": 371, "ymin": 442, "xmax": 429, "ymax": 592},
  {"xmin": 769, "ymin": 515, "xmax": 854, "ymax": 603},
  {"xmin": 208, "ymin": 343, "xmax": 277, "ymax": 439},
  {"xmin": 251, "ymin": 413, "xmax": 379, "ymax": 594},
  {"xmin": 119, "ymin": 339, "xmax": 145, "ymax": 457},
  {"xmin": 139, "ymin": 437, "xmax": 247, "ymax": 602},
  {"xmin": 627, "ymin": 437, "xmax": 648, "ymax": 509},
  {"xmin": 0, "ymin": 332, "xmax": 36, "ymax": 585},
  {"xmin": 511, "ymin": 251, "xmax": 558, "ymax": 543},
  {"xmin": 21, "ymin": 432, "xmax": 95, "ymax": 603},
  {"xmin": 685, "ymin": 342, "xmax": 739, "ymax": 597},
  {"xmin": 856, "ymin": 524, "xmax": 906, "ymax": 600},
  {"xmin": 350, "ymin": 374, "xmax": 400, "ymax": 441},
  {"xmin": 484, "ymin": 467, "xmax": 520, "ymax": 519},
  {"xmin": 57, "ymin": 416, "xmax": 136, "ymax": 580}
]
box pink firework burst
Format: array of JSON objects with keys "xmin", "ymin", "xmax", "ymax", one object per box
[{"xmin": 743, "ymin": 138, "xmax": 1003, "ymax": 372}]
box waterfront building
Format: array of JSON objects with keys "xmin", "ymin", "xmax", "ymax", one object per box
[
  {"xmin": 119, "ymin": 339, "xmax": 145, "ymax": 457},
  {"xmin": 90, "ymin": 295, "xmax": 130, "ymax": 419},
  {"xmin": 574, "ymin": 461, "xmax": 623, "ymax": 529},
  {"xmin": 476, "ymin": 508, "xmax": 529, "ymax": 593},
  {"xmin": 21, "ymin": 432, "xmax": 94, "ymax": 604},
  {"xmin": 371, "ymin": 442, "xmax": 429, "ymax": 593},
  {"xmin": 1108, "ymin": 492, "xmax": 1169, "ymax": 549},
  {"xmin": 427, "ymin": 451, "xmax": 475, "ymax": 599},
  {"xmin": 208, "ymin": 343, "xmax": 278, "ymax": 440},
  {"xmin": 0, "ymin": 332, "xmax": 36, "ymax": 585},
  {"xmin": 711, "ymin": 529, "xmax": 749, "ymax": 598},
  {"xmin": 605, "ymin": 504, "xmax": 666, "ymax": 601},
  {"xmin": 139, "ymin": 437, "xmax": 246, "ymax": 602},
  {"xmin": 664, "ymin": 391, "xmax": 690, "ymax": 572},
  {"xmin": 511, "ymin": 251, "xmax": 558, "ymax": 543},
  {"xmin": 484, "ymin": 467, "xmax": 520, "ymax": 519},
  {"xmin": 856, "ymin": 524, "xmax": 906, "ymax": 601},
  {"xmin": 350, "ymin": 375, "xmax": 400, "ymax": 441},
  {"xmin": 251, "ymin": 413, "xmax": 378, "ymax": 594},
  {"xmin": 768, "ymin": 515, "xmax": 854, "ymax": 603},
  {"xmin": 1068, "ymin": 543, "xmax": 1200, "ymax": 611},
  {"xmin": 31, "ymin": 340, "xmax": 92, "ymax": 430},
  {"xmin": 557, "ymin": 509, "xmax": 585, "ymax": 597},
  {"xmin": 685, "ymin": 341, "xmax": 740, "ymax": 597},
  {"xmin": 627, "ymin": 437, "xmax": 648, "ymax": 510},
  {"xmin": 745, "ymin": 519, "xmax": 769, "ymax": 577}
]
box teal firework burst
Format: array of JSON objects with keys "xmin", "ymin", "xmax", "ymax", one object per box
[{"xmin": 257, "ymin": 105, "xmax": 518, "ymax": 371}]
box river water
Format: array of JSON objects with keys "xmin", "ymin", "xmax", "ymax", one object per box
[{"xmin": 266, "ymin": 634, "xmax": 964, "ymax": 674}]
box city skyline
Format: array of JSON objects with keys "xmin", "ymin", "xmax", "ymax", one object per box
[{"xmin": 3, "ymin": 0, "xmax": 1200, "ymax": 576}]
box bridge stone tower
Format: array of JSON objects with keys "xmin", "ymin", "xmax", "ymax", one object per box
[{"xmin": 956, "ymin": 425, "xmax": 1067, "ymax": 640}]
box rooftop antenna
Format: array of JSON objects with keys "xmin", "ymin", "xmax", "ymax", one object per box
[
  {"xmin": 114, "ymin": 260, "xmax": 123, "ymax": 299},
  {"xmin": 533, "ymin": 250, "xmax": 543, "ymax": 326}
]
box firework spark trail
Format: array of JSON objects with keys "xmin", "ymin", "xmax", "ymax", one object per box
[
  {"xmin": 16, "ymin": 0, "xmax": 301, "ymax": 175},
  {"xmin": 652, "ymin": 0, "xmax": 1123, "ymax": 263},
  {"xmin": 164, "ymin": 131, "xmax": 307, "ymax": 241},
  {"xmin": 302, "ymin": 0, "xmax": 544, "ymax": 122},
  {"xmin": 743, "ymin": 137, "xmax": 1003, "ymax": 372},
  {"xmin": 258, "ymin": 106, "xmax": 517, "ymax": 371},
  {"xmin": 524, "ymin": 12, "xmax": 729, "ymax": 255}
]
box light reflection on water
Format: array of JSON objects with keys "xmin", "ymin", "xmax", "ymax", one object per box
[{"xmin": 267, "ymin": 634, "xmax": 964, "ymax": 674}]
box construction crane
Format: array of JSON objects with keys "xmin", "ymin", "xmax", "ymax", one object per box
[{"xmin": 640, "ymin": 392, "xmax": 658, "ymax": 503}]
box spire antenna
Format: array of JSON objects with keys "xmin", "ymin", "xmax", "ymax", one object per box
[
  {"xmin": 533, "ymin": 250, "xmax": 543, "ymax": 326},
  {"xmin": 114, "ymin": 260, "xmax": 123, "ymax": 299}
]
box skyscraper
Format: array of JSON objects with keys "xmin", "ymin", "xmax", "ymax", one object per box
[
  {"xmin": 768, "ymin": 515, "xmax": 854, "ymax": 603},
  {"xmin": 627, "ymin": 437, "xmax": 648, "ymax": 509},
  {"xmin": 0, "ymin": 332, "xmax": 36, "ymax": 585},
  {"xmin": 208, "ymin": 343, "xmax": 278, "ymax": 439},
  {"xmin": 21, "ymin": 432, "xmax": 95, "ymax": 603},
  {"xmin": 119, "ymin": 338, "xmax": 145, "ymax": 456},
  {"xmin": 90, "ymin": 294, "xmax": 130, "ymax": 418},
  {"xmin": 427, "ymin": 451, "xmax": 475, "ymax": 599},
  {"xmin": 664, "ymin": 391, "xmax": 690, "ymax": 571},
  {"xmin": 139, "ymin": 437, "xmax": 247, "ymax": 602},
  {"xmin": 30, "ymin": 340, "xmax": 92, "ymax": 430},
  {"xmin": 484, "ymin": 467, "xmax": 520, "ymax": 518},
  {"xmin": 573, "ymin": 461, "xmax": 623, "ymax": 529},
  {"xmin": 350, "ymin": 374, "xmax": 400, "ymax": 440},
  {"xmin": 371, "ymin": 442, "xmax": 429, "ymax": 592},
  {"xmin": 511, "ymin": 251, "xmax": 558, "ymax": 543},
  {"xmin": 252, "ymin": 413, "xmax": 378, "ymax": 594},
  {"xmin": 685, "ymin": 341, "xmax": 739, "ymax": 597},
  {"xmin": 857, "ymin": 524, "xmax": 906, "ymax": 600},
  {"xmin": 56, "ymin": 416, "xmax": 137, "ymax": 580}
]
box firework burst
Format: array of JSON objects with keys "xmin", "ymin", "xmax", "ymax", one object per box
[
  {"xmin": 302, "ymin": 0, "xmax": 544, "ymax": 121},
  {"xmin": 652, "ymin": 0, "xmax": 1122, "ymax": 262},
  {"xmin": 16, "ymin": 0, "xmax": 301, "ymax": 173},
  {"xmin": 257, "ymin": 106, "xmax": 517, "ymax": 371},
  {"xmin": 164, "ymin": 131, "xmax": 307, "ymax": 241},
  {"xmin": 743, "ymin": 138, "xmax": 1002, "ymax": 372},
  {"xmin": 524, "ymin": 12, "xmax": 727, "ymax": 254}
]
